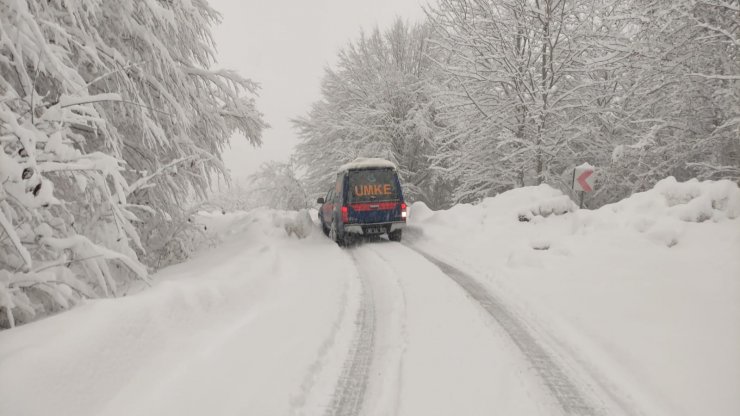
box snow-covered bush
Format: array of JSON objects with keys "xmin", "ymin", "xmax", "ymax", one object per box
[
  {"xmin": 0, "ymin": 0, "xmax": 265, "ymax": 328},
  {"xmin": 138, "ymin": 208, "xmax": 212, "ymax": 270},
  {"xmin": 518, "ymin": 196, "xmax": 578, "ymax": 222}
]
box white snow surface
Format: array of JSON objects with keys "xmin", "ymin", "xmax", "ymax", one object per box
[
  {"xmin": 337, "ymin": 157, "xmax": 397, "ymax": 173},
  {"xmin": 407, "ymin": 177, "xmax": 740, "ymax": 416},
  {"xmin": 0, "ymin": 177, "xmax": 738, "ymax": 416},
  {"xmin": 1, "ymin": 209, "xmax": 356, "ymax": 416}
]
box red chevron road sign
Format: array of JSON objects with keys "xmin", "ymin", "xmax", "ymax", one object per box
[{"xmin": 573, "ymin": 164, "xmax": 595, "ymax": 192}]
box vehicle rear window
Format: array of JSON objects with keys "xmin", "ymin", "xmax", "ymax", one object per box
[{"xmin": 348, "ymin": 169, "xmax": 399, "ymax": 203}]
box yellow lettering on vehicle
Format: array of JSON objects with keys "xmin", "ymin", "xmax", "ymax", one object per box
[{"xmin": 353, "ymin": 183, "xmax": 394, "ymax": 197}]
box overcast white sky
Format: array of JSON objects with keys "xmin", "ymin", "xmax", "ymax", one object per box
[{"xmin": 209, "ymin": 0, "xmax": 427, "ymax": 182}]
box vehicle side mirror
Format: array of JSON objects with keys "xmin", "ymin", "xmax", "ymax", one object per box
[{"xmin": 316, "ymin": 197, "xmax": 325, "ymax": 204}]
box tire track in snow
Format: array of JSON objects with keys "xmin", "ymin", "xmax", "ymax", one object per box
[
  {"xmin": 359, "ymin": 246, "xmax": 408, "ymax": 416},
  {"xmin": 324, "ymin": 253, "xmax": 376, "ymax": 416},
  {"xmin": 290, "ymin": 265, "xmax": 353, "ymax": 414},
  {"xmin": 409, "ymin": 247, "xmax": 602, "ymax": 416}
]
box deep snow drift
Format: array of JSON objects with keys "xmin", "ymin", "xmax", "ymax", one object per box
[{"xmin": 407, "ymin": 177, "xmax": 740, "ymax": 416}]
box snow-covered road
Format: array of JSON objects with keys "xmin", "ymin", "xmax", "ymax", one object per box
[
  {"xmin": 1, "ymin": 180, "xmax": 738, "ymax": 416},
  {"xmin": 0, "ymin": 218, "xmax": 580, "ymax": 416},
  {"xmin": 334, "ymin": 241, "xmax": 645, "ymax": 416},
  {"xmin": 345, "ymin": 242, "xmax": 551, "ymax": 416},
  {"xmin": 1, "ymin": 216, "xmax": 559, "ymax": 416},
  {"xmin": 409, "ymin": 246, "xmax": 603, "ymax": 415}
]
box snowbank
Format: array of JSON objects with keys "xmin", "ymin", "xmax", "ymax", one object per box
[
  {"xmin": 412, "ymin": 177, "xmax": 740, "ymax": 248},
  {"xmin": 408, "ymin": 177, "xmax": 740, "ymax": 416},
  {"xmin": 196, "ymin": 207, "xmax": 316, "ymax": 242},
  {"xmin": 602, "ymin": 176, "xmax": 740, "ymax": 222}
]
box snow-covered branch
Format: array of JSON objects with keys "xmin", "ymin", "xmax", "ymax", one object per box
[{"xmin": 0, "ymin": 0, "xmax": 265, "ymax": 328}]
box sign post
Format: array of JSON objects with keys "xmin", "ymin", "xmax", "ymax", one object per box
[{"xmin": 572, "ymin": 163, "xmax": 595, "ymax": 208}]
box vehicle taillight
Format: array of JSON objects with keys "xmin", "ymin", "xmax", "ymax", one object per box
[
  {"xmin": 400, "ymin": 202, "xmax": 407, "ymax": 220},
  {"xmin": 341, "ymin": 206, "xmax": 349, "ymax": 223}
]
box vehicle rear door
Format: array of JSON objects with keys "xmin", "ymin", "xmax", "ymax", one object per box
[{"xmin": 346, "ymin": 168, "xmax": 403, "ymax": 224}]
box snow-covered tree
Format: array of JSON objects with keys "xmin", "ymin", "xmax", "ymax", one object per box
[
  {"xmin": 426, "ymin": 0, "xmax": 738, "ymax": 205},
  {"xmin": 293, "ymin": 19, "xmax": 452, "ymax": 208},
  {"xmin": 426, "ymin": 0, "xmax": 636, "ymax": 202},
  {"xmin": 0, "ymin": 0, "xmax": 265, "ymax": 328},
  {"xmin": 599, "ymin": 0, "xmax": 740, "ymax": 203},
  {"xmin": 248, "ymin": 161, "xmax": 309, "ymax": 211}
]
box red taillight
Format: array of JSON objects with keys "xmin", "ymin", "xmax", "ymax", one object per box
[
  {"xmin": 341, "ymin": 206, "xmax": 349, "ymax": 223},
  {"xmin": 401, "ymin": 202, "xmax": 407, "ymax": 220}
]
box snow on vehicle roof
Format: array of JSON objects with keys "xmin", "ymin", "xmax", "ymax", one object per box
[{"xmin": 338, "ymin": 157, "xmax": 397, "ymax": 173}]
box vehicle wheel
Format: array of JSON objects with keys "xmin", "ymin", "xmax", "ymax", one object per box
[
  {"xmin": 342, "ymin": 232, "xmax": 355, "ymax": 247},
  {"xmin": 388, "ymin": 229, "xmax": 402, "ymax": 242},
  {"xmin": 329, "ymin": 220, "xmax": 346, "ymax": 247},
  {"xmin": 321, "ymin": 221, "xmax": 329, "ymax": 236}
]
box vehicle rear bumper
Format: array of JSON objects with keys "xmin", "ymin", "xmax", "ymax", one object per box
[{"xmin": 344, "ymin": 222, "xmax": 405, "ymax": 235}]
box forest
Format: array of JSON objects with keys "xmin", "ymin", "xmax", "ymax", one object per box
[{"xmin": 291, "ymin": 0, "xmax": 738, "ymax": 210}]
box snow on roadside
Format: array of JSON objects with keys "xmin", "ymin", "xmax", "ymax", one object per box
[
  {"xmin": 196, "ymin": 207, "xmax": 316, "ymax": 242},
  {"xmin": 0, "ymin": 208, "xmax": 356, "ymax": 416},
  {"xmin": 407, "ymin": 177, "xmax": 740, "ymax": 416}
]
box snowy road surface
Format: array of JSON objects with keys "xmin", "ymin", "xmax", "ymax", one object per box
[
  {"xmin": 411, "ymin": 248, "xmax": 602, "ymax": 415},
  {"xmin": 325, "ymin": 251, "xmax": 375, "ymax": 416},
  {"xmin": 0, "ymin": 215, "xmax": 592, "ymax": 416},
  {"xmin": 1, "ymin": 181, "xmax": 739, "ymax": 416},
  {"xmin": 343, "ymin": 243, "xmax": 549, "ymax": 416}
]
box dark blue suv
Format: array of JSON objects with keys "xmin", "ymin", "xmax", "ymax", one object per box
[{"xmin": 317, "ymin": 158, "xmax": 407, "ymax": 246}]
